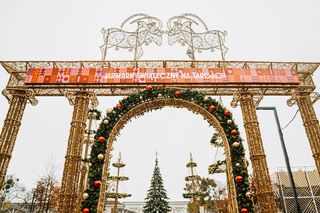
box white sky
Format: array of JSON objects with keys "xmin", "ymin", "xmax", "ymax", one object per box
[{"xmin": 0, "ymin": 0, "xmax": 319, "ymax": 202}]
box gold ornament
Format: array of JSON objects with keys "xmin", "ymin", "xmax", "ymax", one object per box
[
  {"xmin": 246, "ymin": 191, "xmax": 253, "ymax": 198},
  {"xmin": 83, "ymin": 193, "xmax": 89, "ymax": 199},
  {"xmin": 232, "ymin": 142, "xmax": 240, "ymax": 147},
  {"xmin": 98, "ymin": 154, "xmax": 104, "ymax": 160}
]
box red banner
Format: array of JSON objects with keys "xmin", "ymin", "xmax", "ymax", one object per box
[{"xmin": 24, "ymin": 68, "xmax": 299, "ymax": 84}]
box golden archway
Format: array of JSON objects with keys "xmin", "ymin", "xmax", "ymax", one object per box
[
  {"xmin": 100, "ymin": 98, "xmax": 238, "ymax": 212},
  {"xmin": 2, "ymin": 60, "xmax": 319, "ymax": 213},
  {"xmin": 81, "ymin": 88, "xmax": 253, "ymax": 213}
]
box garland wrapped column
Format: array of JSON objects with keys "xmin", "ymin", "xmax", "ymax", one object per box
[
  {"xmin": 76, "ymin": 108, "xmax": 101, "ymax": 213},
  {"xmin": 0, "ymin": 89, "xmax": 37, "ymax": 189},
  {"xmin": 59, "ymin": 91, "xmax": 90, "ymax": 213},
  {"xmin": 232, "ymin": 92, "xmax": 277, "ymax": 213},
  {"xmin": 288, "ymin": 92, "xmax": 320, "ymax": 174}
]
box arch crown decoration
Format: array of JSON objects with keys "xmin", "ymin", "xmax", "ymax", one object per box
[{"xmin": 81, "ymin": 87, "xmax": 254, "ymax": 213}]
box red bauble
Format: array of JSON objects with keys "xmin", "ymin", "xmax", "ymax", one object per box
[
  {"xmin": 235, "ymin": 176, "xmax": 243, "ymax": 183},
  {"xmin": 231, "ymin": 129, "xmax": 238, "ymax": 135},
  {"xmin": 241, "ymin": 208, "xmax": 248, "ymax": 213},
  {"xmin": 116, "ymin": 103, "xmax": 121, "ymax": 109},
  {"xmin": 209, "ymin": 105, "xmax": 215, "ymax": 112},
  {"xmin": 93, "ymin": 180, "xmax": 102, "ymax": 188},
  {"xmin": 82, "ymin": 208, "xmax": 90, "ymax": 213},
  {"xmin": 146, "ymin": 85, "xmax": 152, "ymax": 91},
  {"xmin": 224, "ymin": 109, "xmax": 231, "ymax": 116},
  {"xmin": 175, "ymin": 91, "xmax": 181, "ymax": 97},
  {"xmin": 98, "ymin": 136, "xmax": 105, "ymax": 143}
]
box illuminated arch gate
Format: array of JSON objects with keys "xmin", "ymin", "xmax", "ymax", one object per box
[
  {"xmin": 81, "ymin": 88, "xmax": 253, "ymax": 213},
  {"xmin": 0, "ymin": 14, "xmax": 319, "ymax": 213},
  {"xmin": 1, "ymin": 60, "xmax": 319, "ymax": 213}
]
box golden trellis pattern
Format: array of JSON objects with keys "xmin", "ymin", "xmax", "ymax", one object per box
[
  {"xmin": 58, "ymin": 91, "xmax": 90, "ymax": 213},
  {"xmin": 233, "ymin": 92, "xmax": 278, "ymax": 213}
]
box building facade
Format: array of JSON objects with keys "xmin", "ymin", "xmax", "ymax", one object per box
[
  {"xmin": 105, "ymin": 201, "xmax": 189, "ymax": 213},
  {"xmin": 271, "ymin": 168, "xmax": 320, "ymax": 213}
]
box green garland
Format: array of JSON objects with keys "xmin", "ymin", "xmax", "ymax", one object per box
[
  {"xmin": 210, "ymin": 132, "xmax": 224, "ymax": 147},
  {"xmin": 186, "ymin": 162, "xmax": 197, "ymax": 168},
  {"xmin": 107, "ymin": 176, "xmax": 129, "ymax": 181},
  {"xmin": 183, "ymin": 192, "xmax": 205, "ymax": 199},
  {"xmin": 105, "ymin": 192, "xmax": 132, "ymax": 199},
  {"xmin": 208, "ymin": 160, "xmax": 226, "ymax": 174},
  {"xmin": 185, "ymin": 175, "xmax": 201, "ymax": 182},
  {"xmin": 81, "ymin": 87, "xmax": 254, "ymax": 213},
  {"xmin": 88, "ymin": 108, "xmax": 102, "ymax": 120},
  {"xmin": 112, "ymin": 162, "xmax": 126, "ymax": 168}
]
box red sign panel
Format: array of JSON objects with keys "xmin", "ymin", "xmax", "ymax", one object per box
[{"xmin": 24, "ymin": 68, "xmax": 299, "ymax": 84}]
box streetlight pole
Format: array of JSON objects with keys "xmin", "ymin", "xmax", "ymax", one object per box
[{"xmin": 256, "ymin": 106, "xmax": 302, "ymax": 213}]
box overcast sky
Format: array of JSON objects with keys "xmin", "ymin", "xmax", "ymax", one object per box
[{"xmin": 0, "ymin": 0, "xmax": 319, "ymax": 202}]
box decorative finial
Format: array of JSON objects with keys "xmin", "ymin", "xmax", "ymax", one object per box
[
  {"xmin": 155, "ymin": 151, "xmax": 159, "ymax": 165},
  {"xmin": 118, "ymin": 152, "xmax": 122, "ymax": 163}
]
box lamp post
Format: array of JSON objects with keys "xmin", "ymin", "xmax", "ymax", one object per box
[{"xmin": 256, "ymin": 106, "xmax": 301, "ymax": 213}]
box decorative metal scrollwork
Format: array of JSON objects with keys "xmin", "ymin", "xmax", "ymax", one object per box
[
  {"xmin": 231, "ymin": 91, "xmax": 263, "ymax": 108},
  {"xmin": 65, "ymin": 91, "xmax": 99, "ymax": 107},
  {"xmin": 287, "ymin": 91, "xmax": 320, "ymax": 107},
  {"xmin": 231, "ymin": 92, "xmax": 241, "ymax": 108},
  {"xmin": 2, "ymin": 89, "xmax": 38, "ymax": 106},
  {"xmin": 25, "ymin": 90, "xmax": 38, "ymax": 106}
]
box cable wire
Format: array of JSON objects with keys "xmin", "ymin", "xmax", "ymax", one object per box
[{"xmin": 281, "ymin": 109, "xmax": 299, "ymax": 131}]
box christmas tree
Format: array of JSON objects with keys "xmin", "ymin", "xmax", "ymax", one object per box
[{"xmin": 143, "ymin": 157, "xmax": 171, "ymax": 213}]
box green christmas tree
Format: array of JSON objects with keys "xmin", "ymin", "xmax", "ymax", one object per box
[{"xmin": 143, "ymin": 157, "xmax": 171, "ymax": 213}]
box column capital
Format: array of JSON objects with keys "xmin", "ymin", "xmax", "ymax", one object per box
[
  {"xmin": 230, "ymin": 91, "xmax": 263, "ymax": 108},
  {"xmin": 287, "ymin": 91, "xmax": 319, "ymax": 107},
  {"xmin": 2, "ymin": 89, "xmax": 38, "ymax": 106},
  {"xmin": 65, "ymin": 90, "xmax": 99, "ymax": 107}
]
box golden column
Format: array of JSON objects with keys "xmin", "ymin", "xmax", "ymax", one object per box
[
  {"xmin": 288, "ymin": 92, "xmax": 320, "ymax": 173},
  {"xmin": 232, "ymin": 92, "xmax": 277, "ymax": 213},
  {"xmin": 59, "ymin": 91, "xmax": 90, "ymax": 213},
  {"xmin": 0, "ymin": 89, "xmax": 37, "ymax": 189}
]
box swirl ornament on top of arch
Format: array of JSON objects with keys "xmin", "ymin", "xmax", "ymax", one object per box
[{"xmin": 81, "ymin": 87, "xmax": 253, "ymax": 213}]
